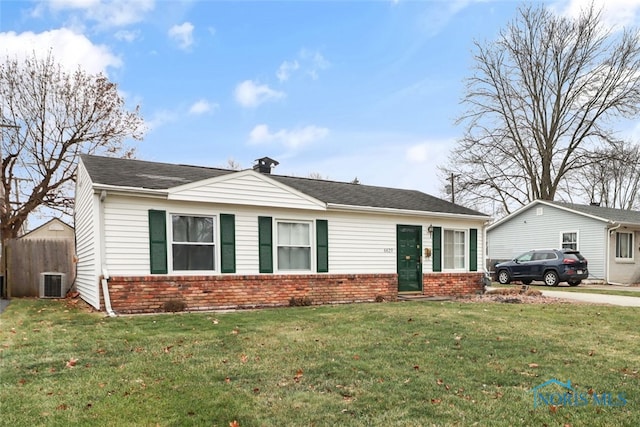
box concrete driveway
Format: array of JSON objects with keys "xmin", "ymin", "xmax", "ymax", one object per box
[{"xmin": 540, "ymin": 290, "xmax": 640, "ymax": 307}]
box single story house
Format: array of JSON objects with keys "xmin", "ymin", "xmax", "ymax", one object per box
[
  {"xmin": 75, "ymin": 155, "xmax": 491, "ymax": 314},
  {"xmin": 487, "ymin": 199, "xmax": 640, "ymax": 284}
]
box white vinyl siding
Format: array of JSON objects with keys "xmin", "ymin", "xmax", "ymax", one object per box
[
  {"xmin": 73, "ymin": 162, "xmax": 102, "ymax": 309},
  {"xmin": 169, "ymin": 172, "xmax": 325, "ymax": 211}
]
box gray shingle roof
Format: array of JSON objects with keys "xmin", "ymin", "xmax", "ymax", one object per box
[
  {"xmin": 548, "ymin": 201, "xmax": 640, "ymax": 225},
  {"xmin": 80, "ymin": 154, "xmax": 488, "ymax": 217}
]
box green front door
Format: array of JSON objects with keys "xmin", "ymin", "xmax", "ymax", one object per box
[{"xmin": 397, "ymin": 225, "xmax": 422, "ymax": 292}]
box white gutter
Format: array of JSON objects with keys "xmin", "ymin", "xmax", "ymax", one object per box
[
  {"xmin": 327, "ymin": 203, "xmax": 492, "ymax": 221},
  {"xmin": 605, "ymin": 223, "xmax": 623, "ymax": 286},
  {"xmin": 98, "ymin": 190, "xmax": 117, "ymax": 317},
  {"xmin": 93, "ymin": 183, "xmax": 168, "ymax": 198}
]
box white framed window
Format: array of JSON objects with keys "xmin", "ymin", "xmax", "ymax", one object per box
[
  {"xmin": 615, "ymin": 232, "xmax": 634, "ymax": 260},
  {"xmin": 171, "ymin": 214, "xmax": 216, "ymax": 271},
  {"xmin": 443, "ymin": 229, "xmax": 465, "ymax": 270},
  {"xmin": 277, "ymin": 220, "xmax": 311, "ymax": 271},
  {"xmin": 561, "ymin": 231, "xmax": 578, "ymax": 250}
]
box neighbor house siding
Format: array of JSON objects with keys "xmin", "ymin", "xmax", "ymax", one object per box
[
  {"xmin": 607, "ymin": 230, "xmax": 640, "ymax": 284},
  {"xmin": 488, "ymin": 204, "xmax": 607, "ymax": 280},
  {"xmin": 73, "ymin": 162, "xmax": 102, "ymax": 309}
]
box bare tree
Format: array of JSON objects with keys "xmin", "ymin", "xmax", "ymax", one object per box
[
  {"xmin": 570, "ymin": 140, "xmax": 640, "ymax": 209},
  {"xmin": 1, "ymin": 52, "xmax": 145, "ymax": 241},
  {"xmin": 222, "ymin": 158, "xmax": 242, "ymax": 170},
  {"xmin": 443, "ymin": 3, "xmax": 640, "ymax": 214}
]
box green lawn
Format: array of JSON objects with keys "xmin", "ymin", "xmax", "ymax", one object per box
[{"xmin": 1, "ymin": 299, "xmax": 638, "ymax": 426}]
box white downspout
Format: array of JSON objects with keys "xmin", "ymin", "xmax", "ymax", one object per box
[
  {"xmin": 99, "ymin": 190, "xmax": 117, "ymax": 317},
  {"xmin": 606, "ymin": 223, "xmax": 622, "ymax": 286}
]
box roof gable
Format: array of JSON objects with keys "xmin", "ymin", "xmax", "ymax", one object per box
[
  {"xmin": 488, "ymin": 199, "xmax": 640, "ymax": 230},
  {"xmin": 79, "ymin": 154, "xmax": 489, "ymax": 217},
  {"xmin": 168, "ymin": 169, "xmax": 326, "ymax": 210}
]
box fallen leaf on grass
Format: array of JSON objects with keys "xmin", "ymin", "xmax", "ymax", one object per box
[
  {"xmin": 588, "ymin": 350, "xmax": 595, "ymax": 356},
  {"xmin": 232, "ymin": 328, "xmax": 239, "ymax": 335},
  {"xmin": 294, "ymin": 369, "xmax": 304, "ymax": 382},
  {"xmin": 66, "ymin": 358, "xmax": 78, "ymax": 368},
  {"xmin": 229, "ymin": 421, "xmax": 240, "ymax": 427},
  {"xmin": 431, "ymin": 398, "xmax": 442, "ymax": 404},
  {"xmin": 240, "ymin": 354, "xmax": 248, "ymax": 363},
  {"xmin": 164, "ymin": 346, "xmax": 173, "ymax": 353},
  {"xmin": 528, "ymin": 363, "xmax": 539, "ymax": 368},
  {"xmin": 549, "ymin": 405, "xmax": 558, "ymax": 413},
  {"xmin": 56, "ymin": 404, "xmax": 68, "ymax": 410}
]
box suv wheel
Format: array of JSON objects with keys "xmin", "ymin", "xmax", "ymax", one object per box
[
  {"xmin": 497, "ymin": 270, "xmax": 511, "ymax": 285},
  {"xmin": 543, "ymin": 271, "xmax": 559, "ymax": 287},
  {"xmin": 568, "ymin": 280, "xmax": 581, "ymax": 287}
]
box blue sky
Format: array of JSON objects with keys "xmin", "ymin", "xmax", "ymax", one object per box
[{"xmin": 2, "ymin": 0, "xmax": 640, "ymax": 199}]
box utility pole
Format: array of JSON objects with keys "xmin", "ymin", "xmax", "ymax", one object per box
[{"xmin": 450, "ymin": 173, "xmax": 456, "ymax": 204}]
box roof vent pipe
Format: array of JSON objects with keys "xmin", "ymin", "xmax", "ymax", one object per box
[{"xmin": 253, "ymin": 157, "xmax": 279, "ymax": 174}]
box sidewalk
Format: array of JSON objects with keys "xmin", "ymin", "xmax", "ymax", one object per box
[{"xmin": 540, "ymin": 290, "xmax": 640, "ymax": 307}]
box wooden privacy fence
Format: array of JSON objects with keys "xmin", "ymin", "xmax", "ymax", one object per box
[{"xmin": 6, "ymin": 238, "xmax": 75, "ymax": 297}]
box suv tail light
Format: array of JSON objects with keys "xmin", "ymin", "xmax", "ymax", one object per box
[{"xmin": 563, "ymin": 258, "xmax": 576, "ymax": 264}]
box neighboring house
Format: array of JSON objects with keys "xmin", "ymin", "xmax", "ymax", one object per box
[
  {"xmin": 21, "ymin": 218, "xmax": 74, "ymax": 240},
  {"xmin": 5, "ymin": 218, "xmax": 75, "ymax": 298},
  {"xmin": 487, "ymin": 200, "xmax": 640, "ymax": 284},
  {"xmin": 75, "ymin": 155, "xmax": 491, "ymax": 314}
]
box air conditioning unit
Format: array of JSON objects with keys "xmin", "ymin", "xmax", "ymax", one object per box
[{"xmin": 40, "ymin": 273, "xmax": 66, "ymax": 298}]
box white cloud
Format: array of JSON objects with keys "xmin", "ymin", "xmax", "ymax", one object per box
[
  {"xmin": 299, "ymin": 49, "xmax": 330, "ymax": 80},
  {"xmin": 0, "ymin": 28, "xmax": 121, "ymax": 75},
  {"xmin": 189, "ymin": 99, "xmax": 218, "ymax": 115},
  {"xmin": 276, "ymin": 49, "xmax": 330, "ymax": 82},
  {"xmin": 276, "ymin": 60, "xmax": 299, "ymax": 82},
  {"xmin": 168, "ymin": 22, "xmax": 194, "ymax": 51},
  {"xmin": 551, "ymin": 0, "xmax": 640, "ymax": 29},
  {"xmin": 35, "ymin": 0, "xmax": 155, "ymax": 28},
  {"xmin": 146, "ymin": 109, "xmax": 177, "ymax": 131},
  {"xmin": 248, "ymin": 124, "xmax": 329, "ymax": 149},
  {"xmin": 114, "ymin": 29, "xmax": 140, "ymax": 42},
  {"xmin": 234, "ymin": 80, "xmax": 285, "ymax": 108}
]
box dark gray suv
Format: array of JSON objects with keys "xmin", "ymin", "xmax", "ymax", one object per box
[{"xmin": 494, "ymin": 249, "xmax": 588, "ymax": 287}]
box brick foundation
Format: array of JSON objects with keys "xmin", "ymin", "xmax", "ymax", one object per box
[
  {"xmin": 421, "ymin": 272, "xmax": 485, "ymax": 297},
  {"xmin": 103, "ymin": 274, "xmax": 398, "ymax": 314},
  {"xmin": 99, "ymin": 272, "xmax": 484, "ymax": 314}
]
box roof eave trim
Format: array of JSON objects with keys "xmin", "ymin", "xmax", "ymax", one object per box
[
  {"xmin": 92, "ymin": 183, "xmax": 169, "ymax": 198},
  {"xmin": 327, "ymin": 203, "xmax": 491, "ymax": 220}
]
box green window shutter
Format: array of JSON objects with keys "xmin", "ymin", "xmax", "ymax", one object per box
[
  {"xmin": 316, "ymin": 219, "xmax": 329, "ymax": 273},
  {"xmin": 148, "ymin": 210, "xmax": 168, "ymax": 274},
  {"xmin": 220, "ymin": 214, "xmax": 236, "ymax": 273},
  {"xmin": 432, "ymin": 226, "xmax": 442, "ymax": 272},
  {"xmin": 469, "ymin": 228, "xmax": 478, "ymax": 272},
  {"xmin": 258, "ymin": 216, "xmax": 273, "ymax": 273}
]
